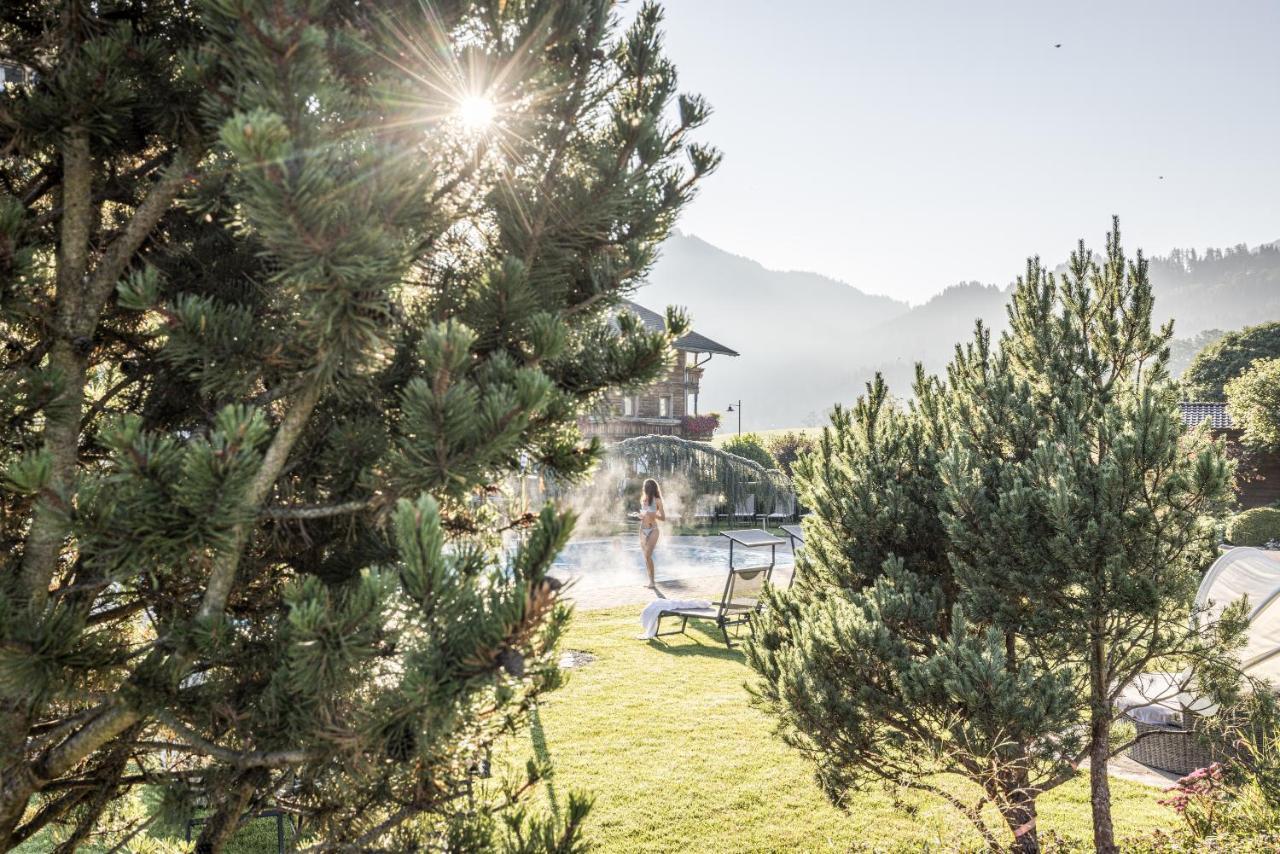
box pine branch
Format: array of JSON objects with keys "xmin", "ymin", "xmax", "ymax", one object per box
[
  {"xmin": 263, "ymin": 498, "xmax": 376, "ymax": 519},
  {"xmin": 296, "ymin": 804, "xmax": 420, "ymax": 854},
  {"xmin": 197, "ymin": 380, "xmax": 324, "ymax": 624},
  {"xmin": 32, "ymin": 150, "xmax": 175, "ymax": 228},
  {"xmin": 20, "ymin": 382, "xmax": 326, "ymax": 804},
  {"xmin": 153, "ymin": 709, "xmax": 313, "ymax": 769},
  {"xmin": 85, "ymin": 147, "xmax": 198, "ymax": 311},
  {"xmin": 9, "ymin": 787, "xmax": 92, "ymax": 846},
  {"xmin": 18, "ymin": 126, "xmax": 95, "ymax": 603}
]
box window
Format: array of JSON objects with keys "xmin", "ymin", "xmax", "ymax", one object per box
[
  {"xmin": 659, "ymin": 395, "xmax": 672, "ymax": 417},
  {"xmin": 622, "ymin": 396, "xmax": 635, "ymax": 416}
]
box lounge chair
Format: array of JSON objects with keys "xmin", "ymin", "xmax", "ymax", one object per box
[
  {"xmin": 780, "ymin": 523, "xmax": 804, "ymax": 589},
  {"xmin": 1119, "ymin": 547, "xmax": 1280, "ymax": 773},
  {"xmin": 730, "ymin": 493, "xmax": 755, "ymax": 525},
  {"xmin": 653, "ymin": 529, "xmax": 784, "ymax": 647},
  {"xmin": 692, "ymin": 494, "xmax": 719, "ymax": 527},
  {"xmin": 757, "ymin": 493, "xmax": 796, "ymax": 529}
]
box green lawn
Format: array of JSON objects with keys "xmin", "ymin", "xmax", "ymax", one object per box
[
  {"xmin": 18, "ymin": 607, "xmax": 1178, "ymax": 852},
  {"xmin": 507, "ymin": 607, "xmax": 1179, "ymax": 853},
  {"xmin": 15, "ymin": 794, "xmax": 290, "ymax": 853}
]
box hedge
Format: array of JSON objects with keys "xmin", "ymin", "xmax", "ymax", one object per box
[{"xmin": 1225, "ymin": 507, "xmax": 1280, "ymax": 547}]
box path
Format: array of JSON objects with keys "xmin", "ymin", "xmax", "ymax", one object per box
[{"xmin": 557, "ymin": 534, "xmax": 794, "ymax": 611}]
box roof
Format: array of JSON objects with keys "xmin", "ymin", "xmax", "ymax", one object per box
[
  {"xmin": 621, "ymin": 300, "xmax": 739, "ymax": 356},
  {"xmin": 1179, "ymin": 401, "xmax": 1235, "ymax": 431}
]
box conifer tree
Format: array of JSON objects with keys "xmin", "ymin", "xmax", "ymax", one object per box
[
  {"xmin": 749, "ymin": 221, "xmax": 1235, "ymax": 854},
  {"xmin": 749, "ymin": 371, "xmax": 1080, "ymax": 854},
  {"xmin": 0, "ymin": 1, "xmax": 716, "ymax": 850},
  {"xmin": 970, "ymin": 223, "xmax": 1233, "ymax": 852}
]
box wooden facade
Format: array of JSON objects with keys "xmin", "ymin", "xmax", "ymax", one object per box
[
  {"xmin": 1181, "ymin": 402, "xmax": 1280, "ymax": 510},
  {"xmin": 581, "ymin": 302, "xmax": 737, "ymax": 442}
]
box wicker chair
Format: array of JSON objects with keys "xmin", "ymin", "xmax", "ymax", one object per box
[{"xmin": 1124, "ymin": 710, "xmax": 1220, "ymax": 776}]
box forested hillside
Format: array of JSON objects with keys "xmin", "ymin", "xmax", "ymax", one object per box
[{"xmin": 640, "ymin": 234, "xmax": 1280, "ymax": 429}]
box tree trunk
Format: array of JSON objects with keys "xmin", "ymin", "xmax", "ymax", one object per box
[
  {"xmin": 0, "ymin": 766, "xmax": 40, "ymax": 850},
  {"xmin": 1089, "ymin": 630, "xmax": 1117, "ymax": 854},
  {"xmin": 195, "ymin": 770, "xmax": 267, "ymax": 854},
  {"xmin": 999, "ymin": 792, "xmax": 1040, "ymax": 854}
]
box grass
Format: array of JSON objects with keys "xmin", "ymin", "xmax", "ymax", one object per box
[
  {"xmin": 17, "ymin": 607, "xmax": 1178, "ymax": 852},
  {"xmin": 504, "ymin": 607, "xmax": 1179, "ymax": 853},
  {"xmin": 14, "ymin": 794, "xmax": 290, "ymax": 853}
]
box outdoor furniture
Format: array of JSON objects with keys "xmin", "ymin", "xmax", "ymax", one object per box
[
  {"xmin": 780, "ymin": 523, "xmax": 804, "ymax": 589},
  {"xmin": 1120, "ymin": 547, "xmax": 1280, "ymax": 774},
  {"xmin": 1117, "ymin": 671, "xmax": 1219, "ymax": 775},
  {"xmin": 730, "ymin": 493, "xmax": 756, "ymax": 525},
  {"xmin": 756, "ymin": 493, "xmax": 796, "ymax": 529},
  {"xmin": 692, "ymin": 494, "xmax": 719, "ymax": 527},
  {"xmin": 653, "ymin": 528, "xmax": 784, "ymax": 647}
]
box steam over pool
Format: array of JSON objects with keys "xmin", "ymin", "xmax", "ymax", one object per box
[{"xmin": 550, "ymin": 537, "xmax": 775, "ymax": 591}]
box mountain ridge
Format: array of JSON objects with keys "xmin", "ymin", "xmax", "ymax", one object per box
[{"xmin": 637, "ymin": 232, "xmax": 1280, "ymax": 430}]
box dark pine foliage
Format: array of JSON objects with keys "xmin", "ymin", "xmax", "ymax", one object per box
[
  {"xmin": 0, "ymin": 1, "xmax": 717, "ymax": 850},
  {"xmin": 748, "ymin": 221, "xmax": 1238, "ymax": 854}
]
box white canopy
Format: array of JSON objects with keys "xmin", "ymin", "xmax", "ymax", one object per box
[
  {"xmin": 1195, "ymin": 547, "xmax": 1280, "ymax": 685},
  {"xmin": 1116, "ymin": 547, "xmax": 1280, "ymax": 726}
]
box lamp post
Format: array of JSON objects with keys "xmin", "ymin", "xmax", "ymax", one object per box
[{"xmin": 726, "ymin": 400, "xmax": 742, "ymax": 437}]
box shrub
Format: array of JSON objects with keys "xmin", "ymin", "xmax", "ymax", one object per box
[
  {"xmin": 1225, "ymin": 507, "xmax": 1280, "ymax": 546},
  {"xmin": 1157, "ymin": 763, "xmax": 1229, "ymax": 839},
  {"xmin": 720, "ymin": 432, "xmax": 775, "ymax": 469},
  {"xmin": 764, "ymin": 430, "xmax": 816, "ymax": 476},
  {"xmin": 1144, "ymin": 698, "xmax": 1280, "ymax": 850}
]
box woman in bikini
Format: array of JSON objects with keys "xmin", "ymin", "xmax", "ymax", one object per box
[{"xmin": 638, "ymin": 478, "xmax": 665, "ymax": 588}]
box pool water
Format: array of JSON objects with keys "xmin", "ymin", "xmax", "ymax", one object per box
[{"xmin": 550, "ymin": 537, "xmax": 776, "ymax": 590}]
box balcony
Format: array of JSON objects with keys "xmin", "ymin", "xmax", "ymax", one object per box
[
  {"xmin": 684, "ymin": 365, "xmax": 704, "ymax": 394},
  {"xmin": 580, "ymin": 415, "xmax": 683, "ymax": 441}
]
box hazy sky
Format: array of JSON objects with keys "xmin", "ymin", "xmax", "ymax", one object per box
[{"xmin": 655, "ymin": 0, "xmax": 1280, "ymax": 304}]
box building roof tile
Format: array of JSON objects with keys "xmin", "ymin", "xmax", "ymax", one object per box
[
  {"xmin": 621, "ymin": 300, "xmax": 739, "ymax": 356},
  {"xmin": 1179, "ymin": 401, "xmax": 1235, "ymax": 430}
]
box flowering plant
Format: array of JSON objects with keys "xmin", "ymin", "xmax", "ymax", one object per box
[
  {"xmin": 1157, "ymin": 763, "xmax": 1226, "ymax": 838},
  {"xmin": 681, "ymin": 412, "xmax": 720, "ymax": 440}
]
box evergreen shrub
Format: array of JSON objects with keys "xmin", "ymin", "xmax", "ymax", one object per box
[{"xmin": 1225, "ymin": 508, "xmax": 1280, "ymax": 546}]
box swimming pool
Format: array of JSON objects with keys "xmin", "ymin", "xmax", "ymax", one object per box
[{"xmin": 550, "ymin": 536, "xmax": 778, "ymax": 590}]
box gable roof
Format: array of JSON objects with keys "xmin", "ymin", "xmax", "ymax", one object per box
[
  {"xmin": 1179, "ymin": 401, "xmax": 1234, "ymax": 430},
  {"xmin": 621, "ymin": 300, "xmax": 739, "ymax": 357}
]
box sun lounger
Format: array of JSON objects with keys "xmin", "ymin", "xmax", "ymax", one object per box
[
  {"xmin": 779, "ymin": 523, "xmax": 804, "ymax": 589},
  {"xmin": 692, "ymin": 494, "xmax": 719, "ymax": 526},
  {"xmin": 653, "ymin": 529, "xmax": 784, "ymax": 647},
  {"xmin": 730, "ymin": 493, "xmax": 755, "ymax": 525},
  {"xmin": 756, "ymin": 493, "xmax": 796, "ymax": 529}
]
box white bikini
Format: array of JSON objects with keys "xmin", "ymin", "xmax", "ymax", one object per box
[{"xmin": 640, "ymin": 499, "xmax": 658, "ymax": 538}]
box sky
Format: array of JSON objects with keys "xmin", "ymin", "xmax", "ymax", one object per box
[{"xmin": 653, "ymin": 0, "xmax": 1280, "ymax": 304}]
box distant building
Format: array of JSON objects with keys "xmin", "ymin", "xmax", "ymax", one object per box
[
  {"xmin": 580, "ymin": 301, "xmax": 738, "ymax": 441},
  {"xmin": 1179, "ymin": 401, "xmax": 1280, "ymax": 509}
]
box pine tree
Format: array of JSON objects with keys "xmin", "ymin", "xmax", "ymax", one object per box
[
  {"xmin": 749, "ymin": 371, "xmax": 1081, "ymax": 853},
  {"xmin": 748, "ymin": 221, "xmax": 1236, "ymax": 854},
  {"xmin": 970, "ymin": 222, "xmax": 1234, "ymax": 852},
  {"xmin": 0, "ymin": 1, "xmax": 717, "ymax": 850}
]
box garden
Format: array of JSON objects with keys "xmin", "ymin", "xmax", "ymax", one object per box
[{"xmin": 2, "ymin": 1, "xmax": 1279, "ymax": 853}]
